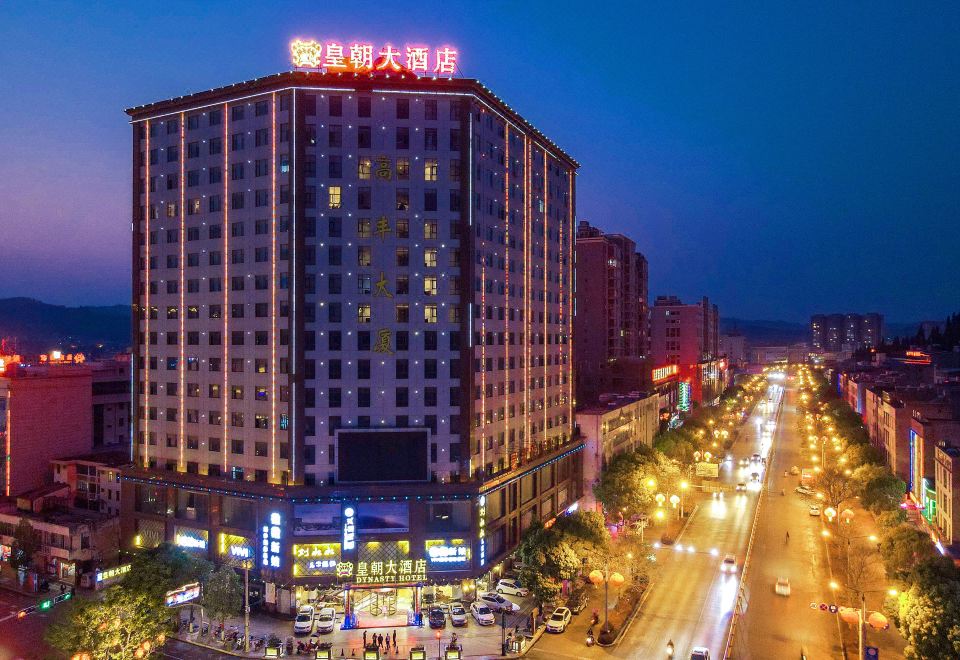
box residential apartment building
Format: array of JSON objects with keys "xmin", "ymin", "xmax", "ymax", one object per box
[
  {"xmin": 576, "ymin": 392, "xmax": 659, "ymax": 511},
  {"xmin": 52, "ymin": 451, "xmax": 128, "ymax": 517},
  {"xmin": 573, "ymin": 221, "xmax": 648, "ymax": 404},
  {"xmin": 123, "ymin": 60, "xmax": 580, "ymax": 619},
  {"xmin": 91, "ymin": 357, "xmax": 132, "ymax": 447},
  {"xmin": 934, "ymin": 444, "xmax": 960, "ymax": 548},
  {"xmin": 811, "ymin": 313, "xmax": 884, "ymax": 352},
  {"xmin": 649, "ymin": 295, "xmax": 725, "ymax": 407}
]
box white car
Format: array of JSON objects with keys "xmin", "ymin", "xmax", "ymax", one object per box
[
  {"xmin": 449, "ymin": 602, "xmax": 468, "ymax": 627},
  {"xmin": 809, "ymin": 505, "xmax": 821, "ymax": 517},
  {"xmin": 795, "ymin": 486, "xmax": 813, "ymax": 495},
  {"xmin": 720, "ymin": 554, "xmax": 737, "ymax": 573},
  {"xmin": 545, "ymin": 606, "xmax": 572, "ymax": 633},
  {"xmin": 479, "ymin": 592, "xmax": 520, "ymax": 612},
  {"xmin": 293, "ymin": 612, "xmax": 313, "ymax": 635},
  {"xmin": 691, "ymin": 647, "xmax": 711, "ymax": 660},
  {"xmin": 316, "ymin": 607, "xmax": 336, "ymax": 634},
  {"xmin": 470, "ymin": 601, "xmax": 495, "ymax": 625},
  {"xmin": 775, "ymin": 577, "xmax": 791, "ymax": 596},
  {"xmin": 496, "ymin": 579, "xmax": 528, "ymax": 597}
]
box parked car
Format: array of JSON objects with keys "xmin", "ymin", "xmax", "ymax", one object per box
[
  {"xmin": 789, "ymin": 466, "xmax": 800, "ymax": 475},
  {"xmin": 795, "ymin": 486, "xmax": 814, "ymax": 495},
  {"xmin": 449, "ymin": 603, "xmax": 468, "ymax": 627},
  {"xmin": 775, "ymin": 577, "xmax": 791, "ymax": 596},
  {"xmin": 545, "ymin": 607, "xmax": 572, "ymax": 633},
  {"xmin": 496, "ymin": 579, "xmax": 528, "ymax": 597},
  {"xmin": 470, "ymin": 602, "xmax": 495, "ymax": 625},
  {"xmin": 566, "ymin": 590, "xmax": 588, "ymax": 614},
  {"xmin": 809, "ymin": 505, "xmax": 821, "ymax": 517},
  {"xmin": 479, "ymin": 592, "xmax": 519, "ymax": 613},
  {"xmin": 316, "ymin": 607, "xmax": 336, "ymax": 634},
  {"xmin": 720, "ymin": 554, "xmax": 738, "ymax": 573},
  {"xmin": 293, "ymin": 612, "xmax": 313, "ymax": 635},
  {"xmin": 428, "ymin": 608, "xmax": 446, "ymax": 629}
]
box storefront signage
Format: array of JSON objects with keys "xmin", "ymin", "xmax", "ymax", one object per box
[
  {"xmin": 95, "ymin": 564, "xmax": 131, "ymax": 584},
  {"xmin": 425, "ymin": 540, "xmax": 469, "ymax": 565},
  {"xmin": 678, "ymin": 381, "xmax": 691, "ymax": 412},
  {"xmin": 290, "ymin": 39, "xmax": 459, "ymax": 76},
  {"xmin": 174, "ymin": 527, "xmax": 208, "ymax": 551},
  {"xmin": 165, "ymin": 582, "xmax": 201, "ymax": 607},
  {"xmin": 292, "ymin": 543, "xmax": 342, "ymax": 576},
  {"xmin": 335, "ymin": 558, "xmax": 428, "ymax": 585},
  {"xmin": 478, "ymin": 496, "xmax": 487, "ymax": 566},
  {"xmin": 218, "ymin": 533, "xmax": 254, "ymax": 564},
  {"xmin": 652, "ymin": 365, "xmax": 679, "ymax": 382},
  {"xmin": 262, "ymin": 512, "xmax": 282, "ymax": 569},
  {"xmin": 342, "ymin": 506, "xmax": 356, "ymax": 551}
]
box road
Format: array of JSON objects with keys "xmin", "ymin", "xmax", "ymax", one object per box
[
  {"xmin": 0, "ymin": 587, "xmax": 64, "ymax": 660},
  {"xmin": 531, "ymin": 380, "xmax": 783, "ymax": 660}
]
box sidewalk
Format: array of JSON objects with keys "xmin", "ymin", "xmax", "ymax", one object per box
[{"xmin": 176, "ymin": 607, "xmax": 533, "ymax": 659}]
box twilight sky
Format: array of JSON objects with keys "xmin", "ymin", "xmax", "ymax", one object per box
[{"xmin": 1, "ymin": 2, "xmax": 958, "ymax": 322}]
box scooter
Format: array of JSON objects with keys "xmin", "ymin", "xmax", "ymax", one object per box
[
  {"xmin": 585, "ymin": 626, "xmax": 595, "ymax": 647},
  {"xmin": 667, "ymin": 639, "xmax": 675, "ymax": 657}
]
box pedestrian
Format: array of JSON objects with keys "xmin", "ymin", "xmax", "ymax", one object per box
[
  {"xmin": 378, "ymin": 633, "xmax": 384, "ymax": 648},
  {"xmin": 392, "ymin": 629, "xmax": 397, "ymax": 648},
  {"xmin": 363, "ymin": 631, "xmax": 368, "ymax": 648}
]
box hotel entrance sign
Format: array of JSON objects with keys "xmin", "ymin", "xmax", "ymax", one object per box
[{"xmin": 291, "ymin": 39, "xmax": 458, "ymax": 76}]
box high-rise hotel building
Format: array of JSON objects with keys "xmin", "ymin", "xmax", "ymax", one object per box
[{"xmin": 122, "ymin": 58, "xmax": 581, "ymax": 617}]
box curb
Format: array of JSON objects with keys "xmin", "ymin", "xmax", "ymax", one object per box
[
  {"xmin": 175, "ymin": 635, "xmax": 250, "ymax": 657},
  {"xmin": 515, "ymin": 626, "xmax": 546, "ymax": 657},
  {"xmin": 594, "ymin": 584, "xmax": 650, "ymax": 647}
]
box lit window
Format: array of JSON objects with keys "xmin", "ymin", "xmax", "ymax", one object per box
[
  {"xmin": 358, "ymin": 246, "xmax": 372, "ymax": 267},
  {"xmin": 424, "ymin": 304, "xmax": 438, "ymax": 324},
  {"xmin": 424, "ymin": 221, "xmax": 438, "ymax": 239},
  {"xmin": 358, "ymin": 158, "xmax": 372, "ymax": 180},
  {"xmin": 328, "ymin": 186, "xmax": 341, "ymax": 209},
  {"xmin": 424, "ymin": 249, "xmax": 438, "ymax": 267},
  {"xmin": 358, "ymin": 218, "xmax": 371, "ymax": 238},
  {"xmin": 424, "ymin": 158, "xmax": 438, "ymax": 182},
  {"xmin": 423, "ymin": 277, "xmax": 437, "ymax": 296},
  {"xmin": 358, "ymin": 304, "xmax": 372, "ymax": 324}
]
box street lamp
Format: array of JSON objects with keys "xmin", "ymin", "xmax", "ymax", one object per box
[
  {"xmin": 589, "ymin": 565, "xmax": 625, "ymax": 635},
  {"xmin": 829, "ymin": 580, "xmax": 896, "ymax": 660}
]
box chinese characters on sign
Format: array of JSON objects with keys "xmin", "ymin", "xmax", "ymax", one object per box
[
  {"xmin": 374, "ymin": 329, "xmax": 393, "ymax": 354},
  {"xmin": 291, "ymin": 40, "xmax": 458, "ymax": 76},
  {"xmin": 334, "ymin": 558, "xmax": 428, "ymax": 585}
]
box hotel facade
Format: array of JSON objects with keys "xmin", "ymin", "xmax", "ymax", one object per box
[{"xmin": 122, "ymin": 57, "xmax": 581, "ymax": 620}]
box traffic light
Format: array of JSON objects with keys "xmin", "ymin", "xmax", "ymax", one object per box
[
  {"xmin": 54, "ymin": 592, "xmax": 72, "ymax": 603},
  {"xmin": 39, "ymin": 599, "xmax": 53, "ymax": 611},
  {"xmin": 17, "ymin": 605, "xmax": 36, "ymax": 618}
]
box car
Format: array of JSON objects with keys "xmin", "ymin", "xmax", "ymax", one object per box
[
  {"xmin": 789, "ymin": 466, "xmax": 800, "ymax": 475},
  {"xmin": 470, "ymin": 601, "xmax": 495, "ymax": 625},
  {"xmin": 316, "ymin": 607, "xmax": 336, "ymax": 634},
  {"xmin": 566, "ymin": 590, "xmax": 588, "ymax": 614},
  {"xmin": 449, "ymin": 603, "xmax": 468, "ymax": 627},
  {"xmin": 720, "ymin": 554, "xmax": 737, "ymax": 573},
  {"xmin": 428, "ymin": 607, "xmax": 447, "ymax": 629},
  {"xmin": 545, "ymin": 606, "xmax": 572, "ymax": 633},
  {"xmin": 739, "ymin": 458, "xmax": 749, "ymax": 467},
  {"xmin": 736, "ymin": 482, "xmax": 747, "ymax": 492},
  {"xmin": 293, "ymin": 612, "xmax": 313, "ymax": 635},
  {"xmin": 479, "ymin": 592, "xmax": 520, "ymax": 612},
  {"xmin": 690, "ymin": 647, "xmax": 711, "ymax": 660},
  {"xmin": 750, "ymin": 472, "xmax": 760, "ymax": 482},
  {"xmin": 795, "ymin": 486, "xmax": 814, "ymax": 495},
  {"xmin": 496, "ymin": 579, "xmax": 529, "ymax": 597},
  {"xmin": 809, "ymin": 505, "xmax": 821, "ymax": 516},
  {"xmin": 775, "ymin": 577, "xmax": 791, "ymax": 596},
  {"xmin": 751, "ymin": 453, "xmax": 761, "ymax": 462}
]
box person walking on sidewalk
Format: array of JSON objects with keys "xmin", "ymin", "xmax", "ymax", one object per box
[
  {"xmin": 363, "ymin": 630, "xmax": 368, "ymax": 648},
  {"xmin": 392, "ymin": 629, "xmax": 397, "ymax": 649}
]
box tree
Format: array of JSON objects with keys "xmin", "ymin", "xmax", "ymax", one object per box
[
  {"xmin": 9, "ymin": 518, "xmax": 39, "ymax": 572},
  {"xmin": 552, "ymin": 510, "xmax": 610, "ymax": 569},
  {"xmin": 880, "ymin": 525, "xmax": 937, "ymax": 580},
  {"xmin": 123, "ymin": 543, "xmax": 212, "ymax": 607},
  {"xmin": 853, "ymin": 464, "xmax": 905, "ymax": 513},
  {"xmin": 816, "ymin": 467, "xmax": 856, "ymax": 511},
  {"xmin": 542, "ymin": 541, "xmax": 581, "ymax": 582},
  {"xmin": 46, "ymin": 586, "xmax": 168, "ymax": 660},
  {"xmin": 203, "ymin": 564, "xmax": 244, "ymax": 629},
  {"xmin": 891, "ymin": 558, "xmax": 960, "ymax": 660},
  {"xmin": 519, "ymin": 567, "xmax": 561, "ymax": 607},
  {"xmin": 593, "ymin": 451, "xmax": 657, "ymax": 517}
]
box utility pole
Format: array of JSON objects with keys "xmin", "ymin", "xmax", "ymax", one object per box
[
  {"xmin": 243, "ymin": 561, "xmax": 251, "ymax": 653},
  {"xmin": 858, "ymin": 590, "xmax": 866, "ymax": 660}
]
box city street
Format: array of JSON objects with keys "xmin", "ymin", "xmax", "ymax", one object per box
[
  {"xmin": 0, "ymin": 587, "xmax": 64, "ymax": 660},
  {"xmin": 530, "ymin": 381, "xmax": 782, "ymax": 660}
]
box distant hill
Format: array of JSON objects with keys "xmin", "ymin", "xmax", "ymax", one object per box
[
  {"xmin": 721, "ymin": 318, "xmax": 807, "ymax": 346},
  {"xmin": 0, "ymin": 297, "xmax": 129, "ymax": 355}
]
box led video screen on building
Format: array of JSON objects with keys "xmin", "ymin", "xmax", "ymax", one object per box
[{"xmin": 337, "ymin": 429, "xmax": 429, "ymax": 483}]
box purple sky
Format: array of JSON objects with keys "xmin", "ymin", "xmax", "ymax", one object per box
[{"xmin": 1, "ymin": 2, "xmax": 958, "ymax": 322}]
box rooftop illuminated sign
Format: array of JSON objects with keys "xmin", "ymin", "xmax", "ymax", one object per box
[{"xmin": 290, "ymin": 39, "xmax": 459, "ymax": 76}]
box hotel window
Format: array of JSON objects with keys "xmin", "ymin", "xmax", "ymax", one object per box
[
  {"xmin": 208, "ymin": 137, "xmax": 222, "ymax": 155},
  {"xmin": 396, "ymin": 276, "xmax": 409, "ymax": 295},
  {"xmin": 328, "ymin": 125, "xmax": 342, "ymax": 148},
  {"xmin": 424, "ymin": 220, "xmax": 438, "ymax": 239},
  {"xmin": 424, "ymin": 189, "xmax": 437, "ymax": 212},
  {"xmin": 424, "ymin": 158, "xmax": 438, "ymax": 182},
  {"xmin": 187, "ymin": 142, "xmax": 200, "ymax": 159},
  {"xmin": 255, "ymin": 415, "xmax": 269, "ymax": 430},
  {"xmin": 424, "ymin": 99, "xmax": 437, "ymax": 120},
  {"xmin": 358, "ymin": 157, "xmax": 372, "ymax": 180},
  {"xmin": 424, "ymin": 249, "xmax": 438, "ymax": 267},
  {"xmin": 329, "ymin": 95, "xmax": 342, "ymax": 116},
  {"xmin": 396, "ymin": 157, "xmax": 409, "ymax": 180},
  {"xmin": 231, "ymin": 163, "xmax": 244, "ymax": 180},
  {"xmin": 255, "ymin": 359, "xmax": 268, "ymax": 374},
  {"xmin": 423, "ymin": 277, "xmax": 438, "ymax": 296},
  {"xmin": 397, "ymin": 218, "xmax": 409, "ymax": 238},
  {"xmin": 328, "ymin": 186, "xmax": 342, "ymax": 209},
  {"xmin": 357, "ymin": 96, "xmax": 371, "ymax": 117},
  {"xmin": 449, "ymin": 159, "xmax": 461, "ymax": 182},
  {"xmin": 187, "ymin": 114, "xmax": 200, "ymax": 130},
  {"xmin": 396, "ymin": 247, "xmax": 409, "ymax": 266},
  {"xmin": 358, "ymin": 126, "xmax": 371, "ymax": 148},
  {"xmin": 255, "ymin": 100, "xmax": 268, "ymax": 116},
  {"xmin": 255, "ymin": 387, "xmax": 268, "ymax": 401},
  {"xmin": 231, "ymin": 439, "xmax": 244, "ymax": 455},
  {"xmin": 424, "ymin": 128, "xmax": 438, "ymax": 151},
  {"xmin": 396, "ymin": 98, "xmax": 409, "ymax": 119},
  {"xmin": 167, "ymin": 146, "xmax": 179, "ymax": 162},
  {"xmin": 255, "ymin": 128, "xmax": 269, "ymax": 147},
  {"xmin": 358, "ymin": 275, "xmax": 372, "ymax": 295},
  {"xmin": 231, "ymin": 133, "xmax": 245, "ymax": 151},
  {"xmin": 396, "ymin": 189, "xmax": 409, "ymax": 211},
  {"xmin": 358, "ymin": 246, "xmax": 372, "ymax": 266},
  {"xmin": 231, "ymin": 105, "xmax": 244, "ymax": 121},
  {"xmin": 396, "ymin": 127, "xmax": 410, "ymax": 150},
  {"xmin": 357, "ymin": 218, "xmax": 372, "ymax": 238},
  {"xmin": 166, "ymin": 203, "xmax": 178, "ymax": 218},
  {"xmin": 328, "ymin": 155, "xmax": 342, "ymax": 178},
  {"xmin": 255, "ymin": 159, "xmax": 269, "ymax": 177},
  {"xmin": 395, "ymin": 304, "xmax": 409, "ymax": 323},
  {"xmin": 357, "ymin": 304, "xmax": 371, "ymax": 324},
  {"xmin": 424, "ymin": 304, "xmax": 438, "ymax": 324},
  {"xmin": 358, "ymin": 187, "xmax": 372, "ymax": 209}
]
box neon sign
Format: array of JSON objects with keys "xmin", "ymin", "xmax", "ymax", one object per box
[
  {"xmin": 290, "ymin": 39, "xmax": 458, "ymax": 76},
  {"xmin": 478, "ymin": 496, "xmax": 486, "ymax": 566},
  {"xmin": 174, "ymin": 527, "xmax": 208, "ymax": 551},
  {"xmin": 165, "ymin": 582, "xmax": 201, "ymax": 607},
  {"xmin": 426, "ymin": 542, "xmax": 469, "ymax": 564},
  {"xmin": 678, "ymin": 381, "xmax": 691, "ymax": 412},
  {"xmin": 342, "ymin": 506, "xmax": 356, "ymax": 551},
  {"xmin": 218, "ymin": 533, "xmax": 254, "ymax": 563},
  {"xmin": 652, "ymin": 365, "xmax": 679, "ymax": 383},
  {"xmin": 95, "ymin": 564, "xmax": 131, "ymax": 584},
  {"xmin": 262, "ymin": 512, "xmax": 282, "ymax": 569}
]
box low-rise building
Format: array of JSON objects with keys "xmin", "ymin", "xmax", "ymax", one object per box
[
  {"xmin": 934, "ymin": 444, "xmax": 960, "ymax": 549},
  {"xmin": 0, "ymin": 485, "xmax": 120, "ymax": 585},
  {"xmin": 576, "ymin": 392, "xmax": 659, "ymax": 512},
  {"xmin": 51, "ymin": 451, "xmax": 129, "ymax": 517}
]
